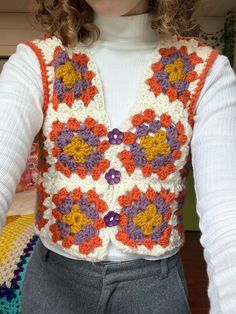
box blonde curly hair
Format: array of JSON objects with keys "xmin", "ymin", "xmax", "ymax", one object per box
[{"xmin": 32, "ymin": 0, "xmax": 201, "ymax": 48}]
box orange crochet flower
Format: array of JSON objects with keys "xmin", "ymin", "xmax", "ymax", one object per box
[
  {"xmin": 177, "ymin": 134, "xmax": 187, "ymax": 145},
  {"xmin": 84, "ymin": 71, "xmax": 95, "ymax": 81},
  {"xmin": 141, "ymin": 164, "xmax": 153, "ymax": 177},
  {"xmin": 91, "ymin": 166, "xmax": 101, "ymax": 180},
  {"xmin": 72, "ymin": 188, "xmax": 82, "ymax": 201},
  {"xmin": 64, "ymin": 92, "xmax": 75, "ymax": 106},
  {"xmin": 37, "ymin": 218, "xmax": 48, "ymax": 231},
  {"xmin": 93, "ymin": 217, "xmax": 106, "ymax": 230},
  {"xmin": 67, "ymin": 118, "xmax": 80, "ymax": 130},
  {"xmin": 98, "ymin": 159, "xmax": 110, "ymax": 171},
  {"xmin": 49, "ymin": 120, "xmax": 63, "ymax": 141},
  {"xmin": 130, "ymin": 187, "xmax": 141, "ymax": 201},
  {"xmin": 87, "ymin": 189, "xmax": 98, "ymax": 203},
  {"xmin": 166, "ymin": 87, "xmax": 178, "ymax": 102},
  {"xmin": 118, "ymin": 150, "xmax": 132, "ymax": 162},
  {"xmin": 49, "ymin": 224, "xmax": 61, "ymax": 242},
  {"xmin": 87, "ymin": 85, "xmax": 98, "ymax": 98},
  {"xmin": 62, "ymin": 235, "xmax": 75, "ymax": 248},
  {"xmin": 118, "ymin": 212, "xmax": 128, "ymax": 228},
  {"xmin": 76, "ymin": 166, "xmax": 87, "ymax": 178},
  {"xmin": 118, "ymin": 195, "xmax": 131, "ymax": 207},
  {"xmin": 175, "ymin": 121, "xmax": 185, "ymax": 134},
  {"xmin": 80, "ymin": 91, "xmax": 92, "ymax": 106},
  {"xmin": 72, "ymin": 53, "xmax": 89, "ymax": 66},
  {"xmin": 131, "ymin": 113, "xmax": 144, "ymax": 126},
  {"xmin": 89, "ymin": 236, "xmax": 102, "ymax": 249},
  {"xmin": 97, "ymin": 140, "xmax": 110, "ymax": 153},
  {"xmin": 160, "ymin": 113, "xmax": 172, "ymax": 127},
  {"xmin": 52, "ymin": 146, "xmax": 61, "ymax": 157},
  {"xmin": 143, "ymin": 109, "xmax": 155, "ymax": 122},
  {"xmin": 172, "ymin": 149, "xmax": 182, "ymax": 160},
  {"xmin": 52, "ymin": 209, "xmax": 63, "ymax": 220},
  {"xmin": 79, "ymin": 242, "xmax": 90, "ymax": 255},
  {"xmin": 52, "ymin": 188, "xmax": 68, "ymax": 205},
  {"xmin": 123, "ymin": 131, "xmax": 136, "ymax": 145},
  {"xmin": 143, "ymin": 237, "xmax": 154, "ymax": 250},
  {"xmin": 124, "ymin": 160, "xmax": 136, "ymax": 174},
  {"xmin": 151, "ymin": 62, "xmax": 163, "ymax": 72},
  {"xmin": 95, "ymin": 199, "xmax": 108, "ymax": 213},
  {"xmin": 55, "ymin": 163, "xmax": 72, "ymax": 177},
  {"xmin": 92, "ymin": 124, "xmax": 107, "ymax": 136},
  {"xmin": 84, "ymin": 117, "xmax": 96, "ymax": 129},
  {"xmin": 156, "ymin": 164, "xmax": 176, "ymax": 180},
  {"xmin": 145, "ymin": 188, "xmax": 156, "ymax": 201}
]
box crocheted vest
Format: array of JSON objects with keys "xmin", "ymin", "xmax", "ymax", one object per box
[{"xmin": 24, "ymin": 34, "xmax": 218, "ymax": 262}]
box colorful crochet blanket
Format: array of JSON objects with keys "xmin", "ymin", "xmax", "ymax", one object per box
[{"xmin": 0, "ymin": 214, "xmax": 38, "ymax": 314}]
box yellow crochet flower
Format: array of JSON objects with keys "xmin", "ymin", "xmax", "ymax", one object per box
[
  {"xmin": 165, "ymin": 58, "xmax": 185, "ymax": 84},
  {"xmin": 55, "ymin": 61, "xmax": 82, "ymax": 89},
  {"xmin": 63, "ymin": 136, "xmax": 93, "ymax": 163},
  {"xmin": 133, "ymin": 204, "xmax": 162, "ymax": 236},
  {"xmin": 140, "ymin": 130, "xmax": 170, "ymax": 161},
  {"xmin": 62, "ymin": 204, "xmax": 91, "ymax": 234}
]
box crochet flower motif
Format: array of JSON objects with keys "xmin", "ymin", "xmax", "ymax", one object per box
[
  {"xmin": 63, "ymin": 136, "xmax": 93, "ymax": 163},
  {"xmin": 118, "ymin": 108, "xmax": 187, "ymax": 180},
  {"xmin": 105, "ymin": 168, "xmax": 121, "ymax": 185},
  {"xmin": 56, "ymin": 61, "xmax": 82, "ymax": 89},
  {"xmin": 49, "ymin": 116, "xmax": 110, "ymax": 180},
  {"xmin": 103, "ymin": 210, "xmax": 120, "ymax": 227},
  {"xmin": 62, "ymin": 204, "xmax": 91, "ymax": 234},
  {"xmin": 108, "ymin": 128, "xmax": 124, "ymax": 144},
  {"xmin": 115, "ymin": 186, "xmax": 174, "ymax": 249},
  {"xmin": 146, "ymin": 45, "xmax": 203, "ymax": 106},
  {"xmin": 49, "ymin": 187, "xmax": 108, "ymax": 255},
  {"xmin": 139, "ymin": 130, "xmax": 171, "ymax": 160},
  {"xmin": 133, "ymin": 204, "xmax": 162, "ymax": 236},
  {"xmin": 52, "ymin": 46, "xmax": 98, "ymax": 107}
]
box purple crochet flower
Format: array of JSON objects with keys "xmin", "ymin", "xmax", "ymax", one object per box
[
  {"xmin": 103, "ymin": 210, "xmax": 120, "ymax": 227},
  {"xmin": 174, "ymin": 80, "xmax": 189, "ymax": 94},
  {"xmin": 135, "ymin": 124, "xmax": 149, "ymax": 137},
  {"xmin": 105, "ymin": 168, "xmax": 121, "ymax": 185},
  {"xmin": 108, "ymin": 128, "xmax": 124, "ymax": 144},
  {"xmin": 149, "ymin": 120, "xmax": 161, "ymax": 133}
]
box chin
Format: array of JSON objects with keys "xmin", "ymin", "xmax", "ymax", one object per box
[
  {"xmin": 86, "ymin": 0, "xmax": 132, "ymax": 17},
  {"xmin": 93, "ymin": 7, "xmax": 127, "ymax": 17}
]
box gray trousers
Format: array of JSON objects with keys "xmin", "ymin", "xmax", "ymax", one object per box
[{"xmin": 21, "ymin": 238, "xmax": 191, "ymax": 314}]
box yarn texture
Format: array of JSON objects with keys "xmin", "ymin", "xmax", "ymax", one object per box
[
  {"xmin": 24, "ymin": 34, "xmax": 218, "ymax": 262},
  {"xmin": 0, "ymin": 214, "xmax": 38, "ymax": 314}
]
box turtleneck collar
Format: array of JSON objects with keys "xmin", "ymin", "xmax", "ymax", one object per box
[{"xmin": 92, "ymin": 13, "xmax": 159, "ymax": 50}]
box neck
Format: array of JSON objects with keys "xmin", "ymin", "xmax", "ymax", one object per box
[
  {"xmin": 122, "ymin": 0, "xmax": 149, "ymax": 16},
  {"xmin": 92, "ymin": 13, "xmax": 159, "ymax": 50}
]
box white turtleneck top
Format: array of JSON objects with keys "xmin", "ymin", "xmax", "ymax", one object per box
[{"xmin": 0, "ymin": 13, "xmax": 236, "ymax": 313}]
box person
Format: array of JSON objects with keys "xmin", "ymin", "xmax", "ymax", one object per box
[{"xmin": 0, "ymin": 0, "xmax": 236, "ymax": 313}]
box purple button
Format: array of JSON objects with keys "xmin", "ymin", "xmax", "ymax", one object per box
[
  {"xmin": 104, "ymin": 210, "xmax": 120, "ymax": 227},
  {"xmin": 105, "ymin": 168, "xmax": 121, "ymax": 185},
  {"xmin": 108, "ymin": 128, "xmax": 124, "ymax": 145}
]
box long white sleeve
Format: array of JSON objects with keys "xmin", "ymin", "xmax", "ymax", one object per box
[
  {"xmin": 0, "ymin": 43, "xmax": 43, "ymax": 233},
  {"xmin": 191, "ymin": 55, "xmax": 236, "ymax": 313}
]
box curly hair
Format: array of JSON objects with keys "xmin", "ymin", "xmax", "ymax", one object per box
[{"xmin": 31, "ymin": 0, "xmax": 201, "ymax": 48}]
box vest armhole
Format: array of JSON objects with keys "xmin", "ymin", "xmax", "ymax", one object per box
[
  {"xmin": 188, "ymin": 49, "xmax": 219, "ymax": 127},
  {"xmin": 24, "ymin": 40, "xmax": 50, "ymax": 115}
]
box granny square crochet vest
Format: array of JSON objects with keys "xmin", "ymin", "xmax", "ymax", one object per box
[{"xmin": 24, "ymin": 34, "xmax": 218, "ymax": 262}]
